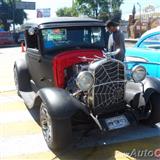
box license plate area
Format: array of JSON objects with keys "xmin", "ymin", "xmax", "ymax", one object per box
[{"xmin": 105, "ymin": 115, "xmax": 130, "ymax": 130}]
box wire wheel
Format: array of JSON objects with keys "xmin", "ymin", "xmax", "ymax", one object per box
[
  {"xmin": 40, "ymin": 103, "xmax": 53, "ymax": 145},
  {"xmin": 40, "ymin": 102, "xmax": 72, "ymax": 150}
]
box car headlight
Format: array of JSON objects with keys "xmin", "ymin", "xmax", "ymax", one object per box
[
  {"xmin": 76, "ymin": 71, "xmax": 94, "ymax": 91},
  {"xmin": 131, "ymin": 65, "xmax": 146, "ymax": 83}
]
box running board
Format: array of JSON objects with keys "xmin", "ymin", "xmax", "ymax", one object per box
[{"xmin": 20, "ymin": 91, "xmax": 37, "ymax": 109}]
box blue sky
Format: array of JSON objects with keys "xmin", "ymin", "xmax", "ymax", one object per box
[{"xmin": 23, "ymin": 0, "xmax": 160, "ymax": 20}]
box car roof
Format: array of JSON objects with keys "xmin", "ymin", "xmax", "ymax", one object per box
[
  {"xmin": 23, "ymin": 17, "xmax": 104, "ymax": 29},
  {"xmin": 135, "ymin": 26, "xmax": 160, "ymax": 47}
]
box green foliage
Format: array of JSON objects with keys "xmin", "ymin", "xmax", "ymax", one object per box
[
  {"xmin": 0, "ymin": 0, "xmax": 26, "ymax": 31},
  {"xmin": 110, "ymin": 10, "xmax": 122, "ymax": 23},
  {"xmin": 74, "ymin": 0, "xmax": 123, "ymax": 22},
  {"xmin": 111, "ymin": 0, "xmax": 123, "ymax": 11},
  {"xmin": 75, "ymin": 0, "xmax": 108, "ymax": 18},
  {"xmin": 56, "ymin": 7, "xmax": 79, "ymax": 17}
]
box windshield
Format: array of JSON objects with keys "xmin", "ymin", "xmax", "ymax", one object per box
[{"xmin": 41, "ymin": 26, "xmax": 105, "ymax": 54}]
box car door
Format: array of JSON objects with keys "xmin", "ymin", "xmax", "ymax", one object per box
[{"xmin": 25, "ymin": 30, "xmax": 53, "ymax": 90}]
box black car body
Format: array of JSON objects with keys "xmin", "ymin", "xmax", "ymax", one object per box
[{"xmin": 14, "ymin": 17, "xmax": 160, "ymax": 151}]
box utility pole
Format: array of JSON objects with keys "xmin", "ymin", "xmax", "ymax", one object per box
[
  {"xmin": 72, "ymin": 0, "xmax": 74, "ymax": 7},
  {"xmin": 94, "ymin": 0, "xmax": 98, "ymax": 18},
  {"xmin": 12, "ymin": 0, "xmax": 16, "ymax": 33},
  {"xmin": 137, "ymin": 2, "xmax": 142, "ymax": 36}
]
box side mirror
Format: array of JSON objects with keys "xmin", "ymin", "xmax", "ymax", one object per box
[{"xmin": 28, "ymin": 27, "xmax": 35, "ymax": 36}]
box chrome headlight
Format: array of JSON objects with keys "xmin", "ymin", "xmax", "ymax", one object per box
[
  {"xmin": 131, "ymin": 65, "xmax": 146, "ymax": 83},
  {"xmin": 76, "ymin": 71, "xmax": 94, "ymax": 91}
]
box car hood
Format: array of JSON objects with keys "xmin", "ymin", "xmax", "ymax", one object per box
[{"xmin": 125, "ymin": 47, "xmax": 159, "ymax": 62}]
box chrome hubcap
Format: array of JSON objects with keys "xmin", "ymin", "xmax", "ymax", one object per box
[{"xmin": 40, "ymin": 104, "xmax": 53, "ymax": 144}]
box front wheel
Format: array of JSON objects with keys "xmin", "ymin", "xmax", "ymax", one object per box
[
  {"xmin": 40, "ymin": 103, "xmax": 72, "ymax": 151},
  {"xmin": 145, "ymin": 93, "xmax": 160, "ymax": 124}
]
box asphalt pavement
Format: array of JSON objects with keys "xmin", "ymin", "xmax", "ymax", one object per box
[{"xmin": 0, "ymin": 46, "xmax": 160, "ymax": 160}]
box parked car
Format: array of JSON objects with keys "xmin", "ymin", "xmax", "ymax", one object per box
[
  {"xmin": 14, "ymin": 17, "xmax": 160, "ymax": 151},
  {"xmin": 17, "ymin": 32, "xmax": 25, "ymax": 44},
  {"xmin": 126, "ymin": 26, "xmax": 160, "ymax": 78},
  {"xmin": 0, "ymin": 31, "xmax": 15, "ymax": 46}
]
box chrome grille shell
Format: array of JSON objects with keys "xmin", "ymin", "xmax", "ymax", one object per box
[{"xmin": 88, "ymin": 59, "xmax": 126, "ymax": 114}]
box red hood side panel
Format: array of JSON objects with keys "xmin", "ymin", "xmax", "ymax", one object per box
[{"xmin": 52, "ymin": 49, "xmax": 103, "ymax": 88}]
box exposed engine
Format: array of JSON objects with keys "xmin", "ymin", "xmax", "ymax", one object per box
[{"xmin": 65, "ymin": 57, "xmax": 126, "ymax": 115}]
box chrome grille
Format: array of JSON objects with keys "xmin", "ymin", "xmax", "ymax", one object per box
[{"xmin": 89, "ymin": 59, "xmax": 125, "ymax": 114}]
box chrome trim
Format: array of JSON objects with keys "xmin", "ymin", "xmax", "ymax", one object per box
[
  {"xmin": 131, "ymin": 65, "xmax": 147, "ymax": 83},
  {"xmin": 40, "ymin": 104, "xmax": 53, "ymax": 144},
  {"xmin": 88, "ymin": 58, "xmax": 126, "ymax": 112},
  {"xmin": 125, "ymin": 59, "xmax": 160, "ymax": 66},
  {"xmin": 93, "ymin": 80, "xmax": 127, "ymax": 87},
  {"xmin": 125, "ymin": 56, "xmax": 148, "ymax": 63}
]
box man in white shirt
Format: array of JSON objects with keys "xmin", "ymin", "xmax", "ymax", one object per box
[{"xmin": 108, "ymin": 32, "xmax": 114, "ymax": 52}]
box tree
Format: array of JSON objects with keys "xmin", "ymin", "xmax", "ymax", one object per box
[
  {"xmin": 56, "ymin": 1, "xmax": 79, "ymax": 17},
  {"xmin": 111, "ymin": 0, "xmax": 123, "ymax": 11},
  {"xmin": 56, "ymin": 7, "xmax": 79, "ymax": 17},
  {"xmin": 132, "ymin": 4, "xmax": 136, "ymax": 21},
  {"xmin": 0, "ymin": 0, "xmax": 26, "ymax": 31},
  {"xmin": 110, "ymin": 10, "xmax": 122, "ymax": 23},
  {"xmin": 74, "ymin": 0, "xmax": 123, "ymax": 22}
]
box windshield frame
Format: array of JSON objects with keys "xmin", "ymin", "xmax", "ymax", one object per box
[{"xmin": 40, "ymin": 26, "xmax": 106, "ymax": 56}]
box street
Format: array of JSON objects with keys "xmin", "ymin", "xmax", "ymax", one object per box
[{"xmin": 0, "ymin": 46, "xmax": 160, "ymax": 160}]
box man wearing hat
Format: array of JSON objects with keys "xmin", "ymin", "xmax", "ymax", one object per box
[{"xmin": 106, "ymin": 20, "xmax": 125, "ymax": 61}]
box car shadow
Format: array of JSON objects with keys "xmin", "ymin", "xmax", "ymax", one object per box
[
  {"xmin": 52, "ymin": 123, "xmax": 160, "ymax": 160},
  {"xmin": 25, "ymin": 102, "xmax": 160, "ymax": 160},
  {"xmin": 26, "ymin": 106, "xmax": 40, "ymax": 125},
  {"xmin": 52, "ymin": 135, "xmax": 160, "ymax": 160}
]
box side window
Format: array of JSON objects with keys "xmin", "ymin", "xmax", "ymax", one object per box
[
  {"xmin": 139, "ymin": 34, "xmax": 160, "ymax": 49},
  {"xmin": 83, "ymin": 29, "xmax": 90, "ymax": 43},
  {"xmin": 91, "ymin": 27, "xmax": 102, "ymax": 43},
  {"xmin": 25, "ymin": 30, "xmax": 39, "ymax": 49}
]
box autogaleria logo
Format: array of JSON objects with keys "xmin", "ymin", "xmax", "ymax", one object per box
[
  {"xmin": 154, "ymin": 148, "xmax": 160, "ymax": 158},
  {"xmin": 125, "ymin": 148, "xmax": 160, "ymax": 158}
]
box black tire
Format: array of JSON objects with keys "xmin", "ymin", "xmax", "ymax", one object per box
[
  {"xmin": 146, "ymin": 93, "xmax": 160, "ymax": 124},
  {"xmin": 13, "ymin": 63, "xmax": 31, "ymax": 93},
  {"xmin": 40, "ymin": 103, "xmax": 72, "ymax": 151}
]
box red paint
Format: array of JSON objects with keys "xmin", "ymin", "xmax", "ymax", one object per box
[{"xmin": 52, "ymin": 49, "xmax": 103, "ymax": 88}]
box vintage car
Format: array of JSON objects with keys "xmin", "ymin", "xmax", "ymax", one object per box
[
  {"xmin": 0, "ymin": 31, "xmax": 15, "ymax": 46},
  {"xmin": 17, "ymin": 32, "xmax": 25, "ymax": 44},
  {"xmin": 126, "ymin": 26, "xmax": 160, "ymax": 78},
  {"xmin": 14, "ymin": 17, "xmax": 160, "ymax": 151}
]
